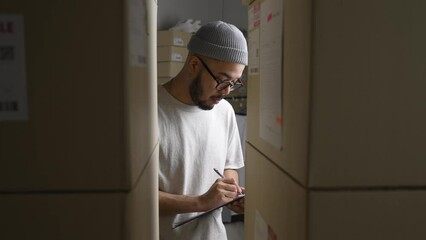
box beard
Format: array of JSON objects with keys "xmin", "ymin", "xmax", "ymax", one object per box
[{"xmin": 189, "ymin": 74, "xmax": 223, "ymax": 110}]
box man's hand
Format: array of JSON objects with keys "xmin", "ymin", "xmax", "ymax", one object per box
[
  {"xmin": 199, "ymin": 177, "xmax": 242, "ymax": 210},
  {"xmin": 226, "ymin": 187, "xmax": 245, "ymax": 214}
]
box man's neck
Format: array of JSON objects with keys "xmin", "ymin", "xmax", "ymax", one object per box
[{"xmin": 164, "ymin": 77, "xmax": 194, "ymax": 105}]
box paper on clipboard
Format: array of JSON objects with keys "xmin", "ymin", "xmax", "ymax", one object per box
[{"xmin": 172, "ymin": 194, "xmax": 245, "ymax": 229}]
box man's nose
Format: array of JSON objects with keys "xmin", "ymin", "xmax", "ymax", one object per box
[{"xmin": 219, "ymin": 86, "xmax": 231, "ymax": 95}]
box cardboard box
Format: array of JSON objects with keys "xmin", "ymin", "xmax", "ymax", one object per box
[
  {"xmin": 157, "ymin": 30, "xmax": 192, "ymax": 47},
  {"xmin": 0, "ymin": 0, "xmax": 158, "ymax": 192},
  {"xmin": 244, "ymin": 144, "xmax": 307, "ymax": 240},
  {"xmin": 0, "ymin": 193, "xmax": 125, "ymax": 240},
  {"xmin": 247, "ymin": 0, "xmax": 311, "ymax": 185},
  {"xmin": 307, "ymin": 0, "xmax": 426, "ymax": 188},
  {"xmin": 157, "ymin": 46, "xmax": 188, "ymax": 62},
  {"xmin": 245, "ymin": 144, "xmax": 426, "ymax": 240},
  {"xmin": 308, "ymin": 189, "xmax": 426, "ymax": 240},
  {"xmin": 246, "ymin": 0, "xmax": 426, "ymax": 188},
  {"xmin": 0, "ymin": 150, "xmax": 159, "ymax": 240},
  {"xmin": 158, "ymin": 62, "xmax": 184, "ymax": 77}
]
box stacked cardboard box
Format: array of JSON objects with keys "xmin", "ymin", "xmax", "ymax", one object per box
[
  {"xmin": 0, "ymin": 1, "xmax": 159, "ymax": 239},
  {"xmin": 157, "ymin": 30, "xmax": 192, "ymax": 84},
  {"xmin": 245, "ymin": 0, "xmax": 426, "ymax": 239}
]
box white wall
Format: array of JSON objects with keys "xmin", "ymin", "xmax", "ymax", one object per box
[{"xmin": 157, "ymin": 0, "xmax": 248, "ymax": 31}]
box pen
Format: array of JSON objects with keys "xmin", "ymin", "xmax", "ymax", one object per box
[
  {"xmin": 213, "ymin": 168, "xmax": 242, "ymax": 196},
  {"xmin": 213, "ymin": 168, "xmax": 225, "ymax": 178}
]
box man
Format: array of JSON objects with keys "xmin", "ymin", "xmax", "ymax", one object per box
[{"xmin": 158, "ymin": 21, "xmax": 247, "ymax": 240}]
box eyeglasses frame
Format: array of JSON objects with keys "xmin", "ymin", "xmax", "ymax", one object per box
[{"xmin": 196, "ymin": 56, "xmax": 243, "ymax": 92}]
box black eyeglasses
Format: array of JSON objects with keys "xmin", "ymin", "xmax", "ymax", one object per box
[{"xmin": 196, "ymin": 56, "xmax": 243, "ymax": 92}]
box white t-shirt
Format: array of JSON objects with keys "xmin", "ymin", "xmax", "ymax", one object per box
[{"xmin": 158, "ymin": 85, "xmax": 244, "ymax": 240}]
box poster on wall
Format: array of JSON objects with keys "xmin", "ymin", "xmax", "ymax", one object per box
[
  {"xmin": 127, "ymin": 0, "xmax": 147, "ymax": 66},
  {"xmin": 0, "ymin": 15, "xmax": 28, "ymax": 121},
  {"xmin": 259, "ymin": 0, "xmax": 283, "ymax": 149},
  {"xmin": 255, "ymin": 210, "xmax": 278, "ymax": 240},
  {"xmin": 248, "ymin": 1, "xmax": 260, "ymax": 76}
]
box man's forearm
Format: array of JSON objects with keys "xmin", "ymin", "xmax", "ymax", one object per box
[
  {"xmin": 224, "ymin": 169, "xmax": 240, "ymax": 184},
  {"xmin": 159, "ymin": 190, "xmax": 205, "ymax": 215}
]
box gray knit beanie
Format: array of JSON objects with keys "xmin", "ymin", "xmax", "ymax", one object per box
[{"xmin": 187, "ymin": 21, "xmax": 248, "ymax": 65}]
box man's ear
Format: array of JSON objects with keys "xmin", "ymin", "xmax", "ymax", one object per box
[{"xmin": 186, "ymin": 55, "xmax": 201, "ymax": 73}]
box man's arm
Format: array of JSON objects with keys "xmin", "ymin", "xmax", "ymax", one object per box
[
  {"xmin": 224, "ymin": 169, "xmax": 240, "ymax": 186},
  {"xmin": 159, "ymin": 177, "xmax": 242, "ymax": 215},
  {"xmin": 159, "ymin": 191, "xmax": 204, "ymax": 215}
]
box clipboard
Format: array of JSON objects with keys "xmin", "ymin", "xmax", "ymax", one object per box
[{"xmin": 172, "ymin": 194, "xmax": 245, "ymax": 229}]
